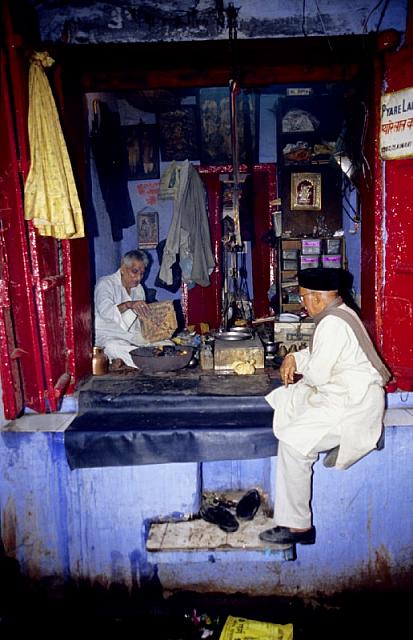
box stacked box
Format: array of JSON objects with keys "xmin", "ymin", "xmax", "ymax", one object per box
[
  {"xmin": 283, "ymin": 259, "xmax": 298, "ymax": 270},
  {"xmin": 325, "ymin": 237, "xmax": 342, "ymax": 254},
  {"xmin": 322, "ymin": 254, "xmax": 341, "ymax": 268},
  {"xmin": 301, "ymin": 239, "xmax": 322, "ymax": 255},
  {"xmin": 282, "ymin": 249, "xmax": 298, "ymax": 270},
  {"xmin": 300, "ymin": 255, "xmax": 319, "ymax": 269},
  {"xmin": 274, "ymin": 321, "xmax": 315, "ymax": 349}
]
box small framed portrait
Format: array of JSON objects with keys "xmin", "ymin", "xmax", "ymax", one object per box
[
  {"xmin": 137, "ymin": 211, "xmax": 159, "ymax": 249},
  {"xmin": 122, "ymin": 123, "xmax": 160, "ymax": 181},
  {"xmin": 291, "ymin": 172, "xmax": 322, "ymax": 211}
]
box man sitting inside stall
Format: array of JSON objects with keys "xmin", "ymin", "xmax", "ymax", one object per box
[{"xmin": 94, "ymin": 249, "xmax": 174, "ymax": 369}]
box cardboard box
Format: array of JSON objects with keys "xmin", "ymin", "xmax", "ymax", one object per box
[
  {"xmin": 301, "ymin": 238, "xmax": 322, "ymax": 254},
  {"xmin": 214, "ymin": 335, "xmax": 265, "ymax": 371},
  {"xmin": 274, "ymin": 321, "xmax": 315, "ymax": 349},
  {"xmin": 322, "ymin": 254, "xmax": 341, "ymax": 268},
  {"xmin": 300, "ymin": 255, "xmax": 320, "ymax": 269}
]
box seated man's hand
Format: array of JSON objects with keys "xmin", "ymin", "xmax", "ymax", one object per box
[
  {"xmin": 129, "ymin": 300, "xmax": 150, "ymax": 318},
  {"xmin": 280, "ymin": 353, "xmax": 297, "ymax": 387}
]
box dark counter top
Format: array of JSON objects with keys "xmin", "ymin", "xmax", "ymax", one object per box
[{"xmin": 64, "ymin": 370, "xmax": 281, "ymax": 469}]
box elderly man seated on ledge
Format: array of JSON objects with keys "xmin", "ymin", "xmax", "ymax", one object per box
[{"xmin": 94, "ymin": 249, "xmax": 170, "ymax": 369}]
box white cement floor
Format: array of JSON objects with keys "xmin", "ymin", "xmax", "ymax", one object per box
[{"xmin": 147, "ymin": 511, "xmax": 291, "ymax": 553}]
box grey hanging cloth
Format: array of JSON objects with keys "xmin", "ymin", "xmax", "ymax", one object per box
[{"xmin": 90, "ymin": 100, "xmax": 135, "ymax": 241}]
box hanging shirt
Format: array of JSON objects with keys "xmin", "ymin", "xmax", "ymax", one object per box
[{"xmin": 159, "ymin": 160, "xmax": 215, "ymax": 287}]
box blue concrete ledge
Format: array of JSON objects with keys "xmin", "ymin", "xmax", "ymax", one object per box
[
  {"xmin": 386, "ymin": 390, "xmax": 413, "ymax": 409},
  {"xmin": 147, "ymin": 548, "xmax": 295, "ymax": 563}
]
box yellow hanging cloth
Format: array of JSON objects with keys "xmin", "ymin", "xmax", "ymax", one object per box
[{"xmin": 24, "ymin": 51, "xmax": 85, "ymax": 239}]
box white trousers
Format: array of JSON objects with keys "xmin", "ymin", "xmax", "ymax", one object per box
[
  {"xmin": 103, "ymin": 338, "xmax": 175, "ymax": 368},
  {"xmin": 274, "ymin": 428, "xmax": 341, "ymax": 529},
  {"xmin": 103, "ymin": 339, "xmax": 139, "ymax": 368}
]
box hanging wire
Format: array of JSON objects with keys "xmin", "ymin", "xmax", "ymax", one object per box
[
  {"xmin": 342, "ymin": 181, "xmax": 360, "ymax": 223},
  {"xmin": 314, "ymin": 0, "xmax": 333, "ymax": 51},
  {"xmin": 302, "ymin": 0, "xmax": 307, "ymax": 36},
  {"xmin": 375, "ymin": 0, "xmax": 391, "ymax": 33},
  {"xmin": 362, "ymin": 0, "xmax": 388, "ymax": 33},
  {"xmin": 359, "ymin": 100, "xmax": 373, "ymax": 187}
]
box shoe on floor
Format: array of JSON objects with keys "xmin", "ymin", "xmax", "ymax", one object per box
[
  {"xmin": 200, "ymin": 504, "xmax": 239, "ymax": 533},
  {"xmin": 259, "ymin": 525, "xmax": 316, "ymax": 545},
  {"xmin": 236, "ymin": 489, "xmax": 261, "ymax": 521},
  {"xmin": 323, "ymin": 446, "xmax": 339, "ymax": 468}
]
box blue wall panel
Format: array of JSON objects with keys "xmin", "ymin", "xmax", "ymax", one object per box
[{"xmin": 1, "ymin": 426, "xmax": 412, "ymax": 596}]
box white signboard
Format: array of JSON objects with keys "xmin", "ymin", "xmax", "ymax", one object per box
[{"xmin": 380, "ymin": 88, "xmax": 413, "ymax": 160}]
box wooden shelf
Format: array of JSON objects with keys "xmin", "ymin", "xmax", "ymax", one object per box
[{"xmin": 277, "ymin": 236, "xmax": 346, "ymax": 314}]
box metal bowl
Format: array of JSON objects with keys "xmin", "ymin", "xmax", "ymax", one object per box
[
  {"xmin": 130, "ymin": 346, "xmax": 193, "ymax": 372},
  {"xmin": 229, "ymin": 326, "xmax": 253, "ymax": 333},
  {"xmin": 214, "ymin": 331, "xmax": 251, "ymax": 341}
]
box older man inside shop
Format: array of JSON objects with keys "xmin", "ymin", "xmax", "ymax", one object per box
[{"xmin": 94, "ymin": 249, "xmax": 167, "ymax": 369}]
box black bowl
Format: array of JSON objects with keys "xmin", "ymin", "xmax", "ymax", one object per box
[{"xmin": 130, "ymin": 346, "xmax": 193, "ymax": 373}]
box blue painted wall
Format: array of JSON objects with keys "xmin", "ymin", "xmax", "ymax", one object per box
[{"xmin": 1, "ymin": 423, "xmax": 412, "ymax": 596}]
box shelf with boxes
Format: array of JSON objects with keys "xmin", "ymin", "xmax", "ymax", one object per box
[{"xmin": 279, "ymin": 236, "xmax": 345, "ymax": 314}]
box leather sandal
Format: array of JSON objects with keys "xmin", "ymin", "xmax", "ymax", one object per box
[
  {"xmin": 199, "ymin": 504, "xmax": 239, "ymax": 533},
  {"xmin": 236, "ymin": 489, "xmax": 261, "ymax": 521}
]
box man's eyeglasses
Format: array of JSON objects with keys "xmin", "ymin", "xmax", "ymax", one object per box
[
  {"xmin": 127, "ymin": 266, "xmax": 145, "ymax": 275},
  {"xmin": 299, "ymin": 293, "xmax": 314, "ymax": 303}
]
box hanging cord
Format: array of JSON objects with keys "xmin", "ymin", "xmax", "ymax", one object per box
[
  {"xmin": 362, "ymin": 0, "xmax": 390, "ymax": 33},
  {"xmin": 314, "ymin": 0, "xmax": 333, "ymax": 52},
  {"xmin": 301, "ymin": 0, "xmax": 307, "ymax": 36},
  {"xmin": 359, "ymin": 101, "xmax": 373, "ymax": 187},
  {"xmin": 341, "ymin": 181, "xmax": 360, "ymax": 224}
]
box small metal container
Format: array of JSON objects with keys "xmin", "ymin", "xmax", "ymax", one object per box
[
  {"xmin": 214, "ymin": 332, "xmax": 251, "ymax": 341},
  {"xmin": 92, "ymin": 346, "xmax": 109, "ymax": 376}
]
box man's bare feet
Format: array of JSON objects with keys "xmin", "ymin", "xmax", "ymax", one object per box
[{"xmin": 109, "ymin": 358, "xmax": 126, "ymax": 371}]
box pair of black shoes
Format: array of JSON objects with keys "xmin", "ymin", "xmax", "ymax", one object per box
[{"xmin": 199, "ymin": 489, "xmax": 261, "ymax": 533}]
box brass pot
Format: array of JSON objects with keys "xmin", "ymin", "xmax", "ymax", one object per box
[{"xmin": 92, "ymin": 346, "xmax": 109, "ymax": 375}]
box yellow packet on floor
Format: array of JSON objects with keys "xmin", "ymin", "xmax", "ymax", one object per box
[{"xmin": 219, "ymin": 615, "xmax": 293, "ymax": 640}]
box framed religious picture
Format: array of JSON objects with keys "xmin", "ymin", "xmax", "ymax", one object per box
[
  {"xmin": 291, "ymin": 172, "xmax": 322, "ymax": 211},
  {"xmin": 159, "ymin": 105, "xmax": 200, "ymax": 161},
  {"xmin": 137, "ymin": 211, "xmax": 159, "ymax": 249},
  {"xmin": 199, "ymin": 87, "xmax": 258, "ymax": 165},
  {"xmin": 122, "ymin": 123, "xmax": 160, "ymax": 180}
]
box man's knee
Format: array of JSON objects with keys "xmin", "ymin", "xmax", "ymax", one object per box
[{"xmin": 103, "ymin": 339, "xmax": 131, "ymax": 360}]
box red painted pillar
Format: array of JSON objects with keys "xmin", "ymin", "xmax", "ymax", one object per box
[{"xmin": 376, "ymin": 18, "xmax": 413, "ymax": 389}]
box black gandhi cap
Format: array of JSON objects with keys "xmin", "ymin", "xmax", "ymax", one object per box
[{"xmin": 298, "ymin": 267, "xmax": 350, "ymax": 291}]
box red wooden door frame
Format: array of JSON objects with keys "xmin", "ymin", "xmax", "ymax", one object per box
[
  {"xmin": 0, "ymin": 45, "xmax": 46, "ymax": 416},
  {"xmin": 0, "ymin": 1, "xmax": 92, "ymax": 417}
]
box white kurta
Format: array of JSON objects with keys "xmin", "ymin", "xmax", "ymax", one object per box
[
  {"xmin": 94, "ymin": 269, "xmax": 147, "ymax": 366},
  {"xmin": 265, "ymin": 304, "xmax": 385, "ymax": 470}
]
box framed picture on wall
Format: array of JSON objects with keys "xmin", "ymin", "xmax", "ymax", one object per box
[
  {"xmin": 159, "ymin": 105, "xmax": 200, "ymax": 161},
  {"xmin": 291, "ymin": 172, "xmax": 322, "ymax": 211},
  {"xmin": 137, "ymin": 211, "xmax": 159, "ymax": 249},
  {"xmin": 199, "ymin": 88, "xmax": 258, "ymax": 165},
  {"xmin": 122, "ymin": 123, "xmax": 160, "ymax": 180}
]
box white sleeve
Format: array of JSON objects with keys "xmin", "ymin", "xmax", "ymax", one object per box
[
  {"xmin": 292, "ymin": 347, "xmax": 311, "ymax": 371},
  {"xmin": 299, "ymin": 316, "xmax": 350, "ymax": 387},
  {"xmin": 94, "ymin": 277, "xmax": 123, "ymax": 325}
]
